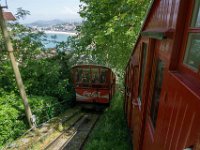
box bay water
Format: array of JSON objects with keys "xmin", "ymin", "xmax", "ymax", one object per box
[{"xmin": 42, "ymin": 32, "xmax": 71, "ymax": 49}]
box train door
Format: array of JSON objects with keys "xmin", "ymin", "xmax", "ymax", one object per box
[
  {"xmin": 142, "ymin": 42, "xmax": 166, "ymax": 150},
  {"xmin": 131, "ymin": 40, "xmax": 154, "ymax": 150}
]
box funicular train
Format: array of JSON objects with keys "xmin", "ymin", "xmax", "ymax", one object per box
[
  {"xmin": 124, "ymin": 0, "xmax": 200, "ymax": 150},
  {"xmin": 71, "ymin": 64, "xmax": 116, "ymax": 107}
]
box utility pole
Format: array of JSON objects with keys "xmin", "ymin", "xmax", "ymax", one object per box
[{"xmin": 0, "ymin": 5, "xmax": 36, "ymax": 129}]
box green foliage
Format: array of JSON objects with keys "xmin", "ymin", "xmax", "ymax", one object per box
[
  {"xmin": 0, "ymin": 90, "xmax": 70, "ymax": 148},
  {"xmin": 0, "ymin": 61, "xmax": 17, "ymax": 92},
  {"xmin": 15, "ymin": 7, "xmax": 30, "ymax": 20},
  {"xmin": 0, "ymin": 91, "xmax": 26, "ymax": 146},
  {"xmin": 20, "ymin": 53, "xmax": 75, "ymax": 104},
  {"xmin": 84, "ymin": 92, "xmax": 132, "ymax": 150},
  {"xmin": 69, "ymin": 0, "xmax": 151, "ymax": 74},
  {"xmin": 28, "ymin": 95, "xmax": 65, "ymax": 124},
  {"xmin": 0, "ymin": 8, "xmax": 75, "ymax": 103},
  {"xmin": 0, "ymin": 8, "xmax": 46, "ymax": 64},
  {"xmin": 21, "ymin": 59, "xmax": 61, "ymax": 96},
  {"xmin": 0, "ymin": 8, "xmax": 76, "ymax": 147}
]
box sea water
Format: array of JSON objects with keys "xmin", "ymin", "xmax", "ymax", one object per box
[{"xmin": 42, "ymin": 32, "xmax": 70, "ymax": 49}]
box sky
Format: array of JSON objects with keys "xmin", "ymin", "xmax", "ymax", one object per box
[{"xmin": 3, "ymin": 0, "xmax": 82, "ymax": 23}]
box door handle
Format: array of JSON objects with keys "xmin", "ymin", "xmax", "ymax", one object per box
[
  {"xmin": 132, "ymin": 100, "xmax": 139, "ymax": 106},
  {"xmin": 132, "ymin": 98, "xmax": 142, "ymax": 110}
]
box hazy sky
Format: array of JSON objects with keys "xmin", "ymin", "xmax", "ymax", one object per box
[{"xmin": 4, "ymin": 0, "xmax": 82, "ymax": 23}]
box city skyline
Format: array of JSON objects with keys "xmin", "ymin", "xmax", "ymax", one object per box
[{"xmin": 3, "ymin": 0, "xmax": 82, "ymax": 23}]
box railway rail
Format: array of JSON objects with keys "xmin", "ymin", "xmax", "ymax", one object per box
[
  {"xmin": 44, "ymin": 112, "xmax": 100, "ymax": 150},
  {"xmin": 5, "ymin": 107, "xmax": 100, "ymax": 150}
]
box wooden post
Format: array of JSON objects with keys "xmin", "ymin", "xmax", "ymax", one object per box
[{"xmin": 0, "ymin": 6, "xmax": 35, "ymax": 128}]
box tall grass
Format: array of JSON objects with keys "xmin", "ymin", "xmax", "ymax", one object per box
[{"xmin": 84, "ymin": 92, "xmax": 132, "ymax": 150}]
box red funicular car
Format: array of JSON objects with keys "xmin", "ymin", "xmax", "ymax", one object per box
[{"xmin": 71, "ymin": 64, "xmax": 115, "ymax": 107}]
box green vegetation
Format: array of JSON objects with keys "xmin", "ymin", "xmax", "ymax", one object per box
[
  {"xmin": 84, "ymin": 92, "xmax": 132, "ymax": 150},
  {"xmin": 0, "ymin": 0, "xmax": 151, "ymax": 148},
  {"xmin": 0, "ymin": 9, "xmax": 75, "ymax": 148},
  {"xmin": 0, "ymin": 90, "xmax": 69, "ymax": 147},
  {"xmin": 69, "ymin": 0, "xmax": 150, "ymax": 75}
]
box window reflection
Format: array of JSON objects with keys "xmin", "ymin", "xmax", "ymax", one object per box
[
  {"xmin": 100, "ymin": 69, "xmax": 108, "ymax": 84},
  {"xmin": 183, "ymin": 33, "xmax": 200, "ymax": 71},
  {"xmin": 191, "ymin": 0, "xmax": 200, "ymax": 27},
  {"xmin": 81, "ymin": 69, "xmax": 90, "ymax": 84},
  {"xmin": 92, "ymin": 68, "xmax": 99, "ymax": 84},
  {"xmin": 150, "ymin": 60, "xmax": 165, "ymax": 128},
  {"xmin": 138, "ymin": 43, "xmax": 148, "ymax": 103},
  {"xmin": 74, "ymin": 67, "xmax": 109, "ymax": 88}
]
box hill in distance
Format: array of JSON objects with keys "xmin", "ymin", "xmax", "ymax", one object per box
[{"xmin": 26, "ymin": 19, "xmax": 67, "ymax": 27}]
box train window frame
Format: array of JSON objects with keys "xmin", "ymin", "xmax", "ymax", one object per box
[
  {"xmin": 149, "ymin": 59, "xmax": 165, "ymax": 129},
  {"xmin": 179, "ymin": 0, "xmax": 200, "ymax": 79},
  {"xmin": 138, "ymin": 42, "xmax": 148, "ymax": 107}
]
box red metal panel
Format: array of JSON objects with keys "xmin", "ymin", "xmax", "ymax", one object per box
[
  {"xmin": 125, "ymin": 0, "xmax": 200, "ymax": 149},
  {"xmin": 142, "ymin": 72, "xmax": 200, "ymax": 150},
  {"xmin": 75, "ymin": 88, "xmax": 110, "ymax": 103},
  {"xmin": 145, "ymin": 0, "xmax": 180, "ymax": 30}
]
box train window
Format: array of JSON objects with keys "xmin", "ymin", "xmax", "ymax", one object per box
[
  {"xmin": 183, "ymin": 0, "xmax": 200, "ymax": 73},
  {"xmin": 76, "ymin": 68, "xmax": 91, "ymax": 88},
  {"xmin": 191, "ymin": 0, "xmax": 200, "ymax": 27},
  {"xmin": 150, "ymin": 60, "xmax": 165, "ymax": 128},
  {"xmin": 183, "ymin": 33, "xmax": 200, "ymax": 71},
  {"xmin": 91, "ymin": 68, "xmax": 100, "ymax": 84},
  {"xmin": 76, "ymin": 69, "xmax": 82, "ymax": 83},
  {"xmin": 82, "ymin": 69, "xmax": 90, "ymax": 83},
  {"xmin": 138, "ymin": 43, "xmax": 148, "ymax": 102},
  {"xmin": 100, "ymin": 69, "xmax": 108, "ymax": 84}
]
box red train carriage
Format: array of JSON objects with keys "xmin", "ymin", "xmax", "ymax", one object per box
[
  {"xmin": 125, "ymin": 0, "xmax": 200, "ymax": 150},
  {"xmin": 71, "ymin": 65, "xmax": 115, "ymax": 106}
]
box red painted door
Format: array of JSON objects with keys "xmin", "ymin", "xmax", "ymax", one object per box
[
  {"xmin": 131, "ymin": 41, "xmax": 153, "ymax": 150},
  {"xmin": 143, "ymin": 71, "xmax": 200, "ymax": 150},
  {"xmin": 142, "ymin": 49, "xmax": 200, "ymax": 150},
  {"xmin": 131, "ymin": 65, "xmax": 141, "ymax": 148},
  {"xmin": 141, "ymin": 54, "xmax": 166, "ymax": 150}
]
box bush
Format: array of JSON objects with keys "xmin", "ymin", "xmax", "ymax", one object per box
[
  {"xmin": 0, "ymin": 61, "xmax": 17, "ymax": 92},
  {"xmin": 0, "ymin": 90, "xmax": 70, "ymax": 148},
  {"xmin": 0, "ymin": 91, "xmax": 26, "ymax": 147},
  {"xmin": 0, "ymin": 53, "xmax": 75, "ymax": 105},
  {"xmin": 20, "ymin": 53, "xmax": 75, "ymax": 104},
  {"xmin": 28, "ymin": 95, "xmax": 66, "ymax": 124}
]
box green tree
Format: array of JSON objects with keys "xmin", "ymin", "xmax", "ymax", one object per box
[
  {"xmin": 0, "ymin": 8, "xmax": 46, "ymax": 92},
  {"xmin": 69, "ymin": 0, "xmax": 151, "ymax": 75}
]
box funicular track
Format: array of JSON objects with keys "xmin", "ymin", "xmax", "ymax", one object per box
[
  {"xmin": 5, "ymin": 107, "xmax": 100, "ymax": 150},
  {"xmin": 44, "ymin": 111, "xmax": 100, "ymax": 150}
]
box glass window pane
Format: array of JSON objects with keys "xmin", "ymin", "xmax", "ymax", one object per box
[
  {"xmin": 183, "ymin": 33, "xmax": 200, "ymax": 71},
  {"xmin": 138, "ymin": 43, "xmax": 148, "ymax": 102},
  {"xmin": 81, "ymin": 68, "xmax": 90, "ymax": 84},
  {"xmin": 191, "ymin": 0, "xmax": 200, "ymax": 27},
  {"xmin": 150, "ymin": 60, "xmax": 165, "ymax": 128},
  {"xmin": 91, "ymin": 68, "xmax": 99, "ymax": 84},
  {"xmin": 100, "ymin": 68, "xmax": 108, "ymax": 84},
  {"xmin": 76, "ymin": 68, "xmax": 82, "ymax": 83}
]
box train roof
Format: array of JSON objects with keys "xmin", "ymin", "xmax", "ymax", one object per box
[{"xmin": 71, "ymin": 64, "xmax": 112, "ymax": 70}]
